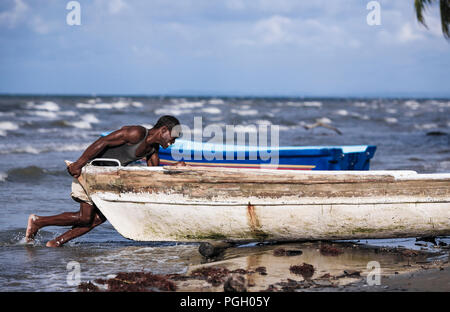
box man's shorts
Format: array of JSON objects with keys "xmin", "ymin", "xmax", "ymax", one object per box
[{"xmin": 71, "ymin": 178, "xmax": 94, "ymax": 205}]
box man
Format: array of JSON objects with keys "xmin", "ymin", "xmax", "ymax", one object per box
[{"xmin": 25, "ymin": 115, "xmax": 183, "ymax": 247}]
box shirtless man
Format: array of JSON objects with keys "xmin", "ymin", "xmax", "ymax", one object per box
[{"xmin": 25, "ymin": 115, "xmax": 183, "ymax": 247}]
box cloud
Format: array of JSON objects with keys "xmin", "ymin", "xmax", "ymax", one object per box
[
  {"xmin": 254, "ymin": 15, "xmax": 293, "ymax": 45},
  {"xmin": 0, "ymin": 0, "xmax": 29, "ymax": 28},
  {"xmin": 398, "ymin": 23, "xmax": 424, "ymax": 43},
  {"xmin": 108, "ymin": 0, "xmax": 128, "ymax": 15},
  {"xmin": 232, "ymin": 14, "xmax": 360, "ymax": 50},
  {"xmin": 29, "ymin": 15, "xmax": 50, "ymax": 34}
]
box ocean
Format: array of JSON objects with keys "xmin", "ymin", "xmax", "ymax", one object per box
[{"xmin": 0, "ymin": 95, "xmax": 449, "ymax": 291}]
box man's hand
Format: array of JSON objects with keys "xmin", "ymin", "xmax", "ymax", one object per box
[{"xmin": 67, "ymin": 161, "xmax": 83, "ymax": 178}]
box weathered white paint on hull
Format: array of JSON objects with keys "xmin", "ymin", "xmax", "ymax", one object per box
[
  {"xmin": 91, "ymin": 193, "xmax": 450, "ymax": 242},
  {"xmin": 78, "ymin": 165, "xmax": 450, "ymax": 242}
]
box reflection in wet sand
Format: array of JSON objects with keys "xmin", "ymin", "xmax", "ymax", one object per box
[{"xmin": 179, "ymin": 241, "xmax": 443, "ymax": 292}]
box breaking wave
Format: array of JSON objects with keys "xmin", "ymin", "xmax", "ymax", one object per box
[
  {"xmin": 0, "ymin": 172, "xmax": 7, "ymax": 182},
  {"xmin": 0, "ymin": 121, "xmax": 19, "ymax": 136},
  {"xmin": 27, "ymin": 101, "xmax": 60, "ymax": 111},
  {"xmin": 0, "ymin": 143, "xmax": 90, "ymax": 155},
  {"xmin": 76, "ymin": 100, "xmax": 142, "ymax": 110},
  {"xmin": 6, "ymin": 165, "xmax": 68, "ymax": 182}
]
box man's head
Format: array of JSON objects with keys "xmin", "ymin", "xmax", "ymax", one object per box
[{"xmin": 153, "ymin": 115, "xmax": 181, "ymax": 148}]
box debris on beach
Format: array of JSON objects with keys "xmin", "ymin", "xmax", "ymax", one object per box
[
  {"xmin": 273, "ymin": 248, "xmax": 303, "ymax": 256},
  {"xmin": 190, "ymin": 266, "xmax": 230, "ymax": 286},
  {"xmin": 78, "ymin": 281, "xmax": 99, "ymax": 292},
  {"xmin": 255, "ymin": 266, "xmax": 267, "ymax": 275},
  {"xmin": 319, "ymin": 244, "xmax": 343, "ymax": 256},
  {"xmin": 289, "ymin": 263, "xmax": 315, "ymax": 279},
  {"xmin": 401, "ymin": 250, "xmax": 420, "ymax": 257},
  {"xmin": 224, "ymin": 274, "xmax": 247, "ymax": 292},
  {"xmin": 335, "ymin": 270, "xmax": 361, "ymax": 278},
  {"xmin": 79, "ymin": 272, "xmax": 177, "ymax": 292}
]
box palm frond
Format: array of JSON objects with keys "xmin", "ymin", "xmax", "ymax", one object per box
[
  {"xmin": 440, "ymin": 0, "xmax": 450, "ymax": 38},
  {"xmin": 415, "ymin": 0, "xmax": 435, "ymax": 28}
]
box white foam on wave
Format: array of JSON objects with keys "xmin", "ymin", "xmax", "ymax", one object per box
[
  {"xmin": 175, "ymin": 101, "xmax": 204, "ymax": 109},
  {"xmin": 0, "ymin": 145, "xmax": 41, "ymax": 154},
  {"xmin": 386, "ymin": 108, "xmax": 397, "ymax": 114},
  {"xmin": 70, "ymin": 121, "xmax": 91, "ymax": 129},
  {"xmin": 425, "ymin": 100, "xmax": 450, "ymax": 108},
  {"xmin": 384, "ymin": 117, "xmax": 398, "ymax": 124},
  {"xmin": 353, "ymin": 102, "xmax": 367, "ymax": 108},
  {"xmin": 32, "ymin": 111, "xmax": 59, "ymax": 119},
  {"xmin": 58, "ymin": 110, "xmax": 77, "ymax": 116},
  {"xmin": 255, "ymin": 120, "xmax": 273, "ymax": 125},
  {"xmin": 58, "ymin": 143, "xmax": 90, "ymax": 152},
  {"xmin": 0, "ymin": 112, "xmax": 15, "ymax": 117},
  {"xmin": 28, "ymin": 101, "xmax": 60, "ymax": 111},
  {"xmin": 202, "ymin": 107, "xmax": 221, "ymax": 114},
  {"xmin": 414, "ymin": 123, "xmax": 438, "ymax": 130},
  {"xmin": 76, "ymin": 100, "xmax": 130, "ymax": 110},
  {"xmin": 208, "ymin": 99, "xmax": 224, "ymax": 105},
  {"xmin": 154, "ymin": 108, "xmax": 191, "ymax": 116},
  {"xmin": 286, "ymin": 101, "xmax": 322, "ymax": 108},
  {"xmin": 29, "ymin": 110, "xmax": 76, "ymax": 119},
  {"xmin": 303, "ymin": 101, "xmax": 322, "ymax": 107},
  {"xmin": 348, "ymin": 112, "xmax": 370, "ymax": 120},
  {"xmin": 0, "ymin": 172, "xmax": 7, "ymax": 182},
  {"xmin": 231, "ymin": 108, "xmax": 258, "ymax": 116},
  {"xmin": 131, "ymin": 101, "xmax": 143, "ymax": 108},
  {"xmin": 67, "ymin": 114, "xmax": 100, "ymax": 129},
  {"xmin": 0, "ymin": 121, "xmax": 19, "ymax": 131},
  {"xmin": 81, "ymin": 113, "xmax": 100, "ymax": 124},
  {"xmin": 335, "ymin": 109, "xmax": 349, "ymax": 116},
  {"xmin": 0, "ymin": 121, "xmax": 19, "ymax": 136},
  {"xmin": 0, "ymin": 143, "xmax": 90, "ymax": 155},
  {"xmin": 316, "ymin": 117, "xmax": 332, "ymax": 124},
  {"xmin": 404, "ymin": 100, "xmax": 420, "ymax": 110}
]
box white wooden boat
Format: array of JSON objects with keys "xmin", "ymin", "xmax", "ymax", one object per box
[{"xmin": 74, "ymin": 162, "xmax": 450, "ymax": 243}]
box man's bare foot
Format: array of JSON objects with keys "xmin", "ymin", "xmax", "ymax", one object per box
[
  {"xmin": 46, "ymin": 240, "xmax": 62, "ymax": 248},
  {"xmin": 25, "ymin": 214, "xmax": 39, "ymax": 242}
]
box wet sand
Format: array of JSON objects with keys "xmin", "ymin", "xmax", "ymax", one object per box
[
  {"xmin": 358, "ymin": 265, "xmax": 450, "ymax": 292},
  {"xmin": 78, "ymin": 240, "xmax": 450, "ymax": 292}
]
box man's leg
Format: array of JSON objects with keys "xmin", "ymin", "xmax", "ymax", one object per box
[
  {"xmin": 26, "ymin": 201, "xmax": 96, "ymax": 242},
  {"xmin": 46, "ymin": 209, "xmax": 106, "ymax": 247}
]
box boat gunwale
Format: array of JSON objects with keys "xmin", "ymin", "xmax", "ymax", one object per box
[{"xmin": 82, "ymin": 165, "xmax": 450, "ymax": 182}]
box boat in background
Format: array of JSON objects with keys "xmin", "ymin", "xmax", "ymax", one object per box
[
  {"xmin": 160, "ymin": 139, "xmax": 377, "ymax": 170},
  {"xmin": 100, "ymin": 133, "xmax": 376, "ymax": 170}
]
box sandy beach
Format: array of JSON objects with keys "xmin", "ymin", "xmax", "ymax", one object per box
[{"xmin": 77, "ymin": 240, "xmax": 450, "ymax": 292}]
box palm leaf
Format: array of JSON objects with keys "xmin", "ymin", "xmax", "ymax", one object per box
[
  {"xmin": 415, "ymin": 0, "xmax": 434, "ymax": 28},
  {"xmin": 415, "ymin": 0, "xmax": 450, "ymax": 40},
  {"xmin": 440, "ymin": 0, "xmax": 450, "ymax": 38}
]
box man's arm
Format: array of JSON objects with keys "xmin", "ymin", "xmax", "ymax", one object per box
[
  {"xmin": 146, "ymin": 152, "xmax": 160, "ymax": 166},
  {"xmin": 68, "ymin": 126, "xmax": 146, "ymax": 177}
]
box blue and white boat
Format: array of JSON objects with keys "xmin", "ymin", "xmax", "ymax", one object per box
[
  {"xmin": 100, "ymin": 132, "xmax": 376, "ymax": 170},
  {"xmin": 159, "ymin": 140, "xmax": 376, "ymax": 171}
]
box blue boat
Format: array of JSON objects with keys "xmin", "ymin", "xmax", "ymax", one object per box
[
  {"xmin": 100, "ymin": 132, "xmax": 376, "ymax": 170},
  {"xmin": 159, "ymin": 140, "xmax": 376, "ymax": 171}
]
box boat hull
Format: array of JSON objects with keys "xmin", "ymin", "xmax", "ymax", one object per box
[{"xmin": 79, "ymin": 166, "xmax": 450, "ymax": 242}]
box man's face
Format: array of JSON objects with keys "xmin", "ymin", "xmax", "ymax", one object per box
[{"xmin": 160, "ymin": 126, "xmax": 180, "ymax": 148}]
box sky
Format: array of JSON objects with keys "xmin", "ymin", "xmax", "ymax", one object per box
[{"xmin": 0, "ymin": 0, "xmax": 449, "ymax": 97}]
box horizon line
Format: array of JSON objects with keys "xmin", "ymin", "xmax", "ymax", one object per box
[{"xmin": 0, "ymin": 92, "xmax": 449, "ymax": 100}]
